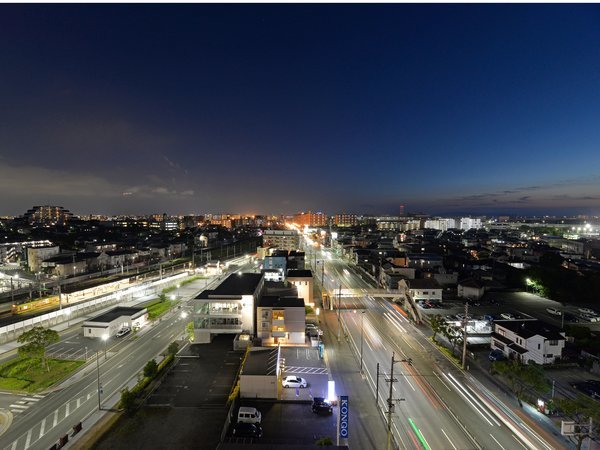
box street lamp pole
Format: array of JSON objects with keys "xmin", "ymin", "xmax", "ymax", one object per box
[
  {"xmin": 337, "ymin": 284, "xmax": 342, "ymax": 342},
  {"xmin": 360, "ymin": 310, "xmax": 365, "ymax": 375},
  {"xmin": 96, "ymin": 351, "xmax": 102, "ymax": 410},
  {"xmin": 102, "ymin": 334, "xmax": 108, "ymax": 360}
]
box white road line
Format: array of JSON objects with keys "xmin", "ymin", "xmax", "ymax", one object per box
[
  {"xmin": 33, "ymin": 394, "xmax": 44, "ymax": 398},
  {"xmin": 24, "ymin": 429, "xmax": 32, "ymax": 449},
  {"xmin": 53, "ymin": 409, "xmax": 58, "ymax": 427},
  {"xmin": 11, "ymin": 439, "xmax": 17, "ymax": 450},
  {"xmin": 39, "ymin": 418, "xmax": 46, "ymax": 438},
  {"xmin": 490, "ymin": 433, "xmax": 506, "ymax": 450},
  {"xmin": 403, "ymin": 373, "xmax": 416, "ymax": 392},
  {"xmin": 66, "ymin": 401, "xmax": 70, "ymax": 417},
  {"xmin": 10, "ymin": 404, "xmax": 28, "ymax": 409},
  {"xmin": 441, "ymin": 428, "xmax": 457, "ymax": 450},
  {"xmin": 87, "ymin": 393, "xmax": 91, "ymax": 400},
  {"xmin": 512, "ymin": 434, "xmax": 528, "ymax": 449},
  {"xmin": 77, "ymin": 397, "xmax": 81, "ymax": 408},
  {"xmin": 23, "ymin": 397, "xmax": 40, "ymax": 402},
  {"xmin": 433, "ymin": 371, "xmax": 452, "ymax": 391}
]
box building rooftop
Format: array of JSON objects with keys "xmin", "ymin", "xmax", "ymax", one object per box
[
  {"xmin": 242, "ymin": 347, "xmax": 279, "ymax": 376},
  {"xmin": 196, "ymin": 273, "xmax": 263, "ymax": 298},
  {"xmin": 258, "ymin": 296, "xmax": 305, "ymax": 308},
  {"xmin": 408, "ymin": 278, "xmax": 441, "ymax": 289},
  {"xmin": 494, "ymin": 320, "xmax": 565, "ymax": 340},
  {"xmin": 287, "ymin": 269, "xmax": 312, "ymax": 278},
  {"xmin": 87, "ymin": 307, "xmax": 146, "ymax": 324}
]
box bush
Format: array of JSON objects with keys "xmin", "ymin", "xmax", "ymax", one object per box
[
  {"xmin": 143, "ymin": 359, "xmax": 158, "ymax": 378},
  {"xmin": 315, "ymin": 437, "xmax": 333, "ymax": 446},
  {"xmin": 158, "ymin": 354, "xmax": 174, "ymax": 372},
  {"xmin": 119, "ymin": 387, "xmax": 137, "ymax": 415},
  {"xmin": 167, "ymin": 341, "xmax": 179, "ymax": 356},
  {"xmin": 305, "ymin": 305, "xmax": 315, "ymax": 315}
]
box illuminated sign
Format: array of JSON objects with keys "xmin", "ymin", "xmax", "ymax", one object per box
[{"xmin": 339, "ymin": 395, "xmax": 349, "ymax": 439}]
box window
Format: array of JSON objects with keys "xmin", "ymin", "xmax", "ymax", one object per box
[
  {"xmin": 538, "ymin": 344, "xmax": 540, "ymax": 350},
  {"xmin": 548, "ymin": 340, "xmax": 558, "ymax": 346}
]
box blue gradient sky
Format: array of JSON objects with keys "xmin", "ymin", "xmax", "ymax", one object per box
[{"xmin": 1, "ymin": 4, "xmax": 599, "ymax": 216}]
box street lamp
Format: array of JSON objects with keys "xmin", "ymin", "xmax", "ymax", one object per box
[
  {"xmin": 65, "ymin": 309, "xmax": 71, "ymax": 327},
  {"xmin": 354, "ymin": 309, "xmax": 366, "ymax": 375},
  {"xmin": 102, "ymin": 334, "xmax": 108, "ymax": 360},
  {"xmin": 96, "ymin": 351, "xmax": 103, "ymax": 410}
]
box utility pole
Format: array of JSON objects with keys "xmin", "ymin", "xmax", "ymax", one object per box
[
  {"xmin": 96, "ymin": 351, "xmax": 102, "ymax": 410},
  {"xmin": 462, "ymin": 301, "xmax": 469, "ymax": 369},
  {"xmin": 386, "ymin": 353, "xmax": 398, "ymax": 450}
]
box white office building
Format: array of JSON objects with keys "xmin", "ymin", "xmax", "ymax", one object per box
[{"xmin": 460, "ymin": 217, "xmax": 482, "ymax": 230}]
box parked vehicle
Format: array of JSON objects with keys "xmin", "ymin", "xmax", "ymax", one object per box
[
  {"xmin": 580, "ymin": 313, "xmax": 600, "ymax": 323},
  {"xmin": 500, "ymin": 313, "xmax": 515, "ymax": 320},
  {"xmin": 546, "ymin": 307, "xmax": 562, "ymax": 316},
  {"xmin": 455, "ymin": 314, "xmax": 472, "ymax": 321},
  {"xmin": 311, "ymin": 397, "xmax": 333, "ymax": 414},
  {"xmin": 232, "ymin": 423, "xmax": 263, "ymax": 438},
  {"xmin": 579, "ymin": 308, "xmax": 597, "ymax": 316},
  {"xmin": 282, "ymin": 376, "xmax": 307, "ymax": 388},
  {"xmin": 445, "ymin": 315, "xmax": 457, "ymax": 322},
  {"xmin": 484, "ymin": 314, "xmax": 495, "ymax": 322},
  {"xmin": 115, "ymin": 327, "xmax": 131, "ymax": 337},
  {"xmin": 489, "ymin": 349, "xmax": 506, "ymax": 361},
  {"xmin": 237, "ymin": 406, "xmax": 262, "ymax": 425}
]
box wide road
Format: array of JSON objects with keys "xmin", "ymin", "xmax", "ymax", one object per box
[
  {"xmin": 311, "ymin": 244, "xmax": 561, "ymax": 450},
  {"xmin": 0, "ymin": 260, "xmax": 253, "ymax": 450}
]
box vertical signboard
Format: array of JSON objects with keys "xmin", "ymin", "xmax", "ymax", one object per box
[{"xmin": 339, "ymin": 395, "xmax": 349, "ymax": 439}]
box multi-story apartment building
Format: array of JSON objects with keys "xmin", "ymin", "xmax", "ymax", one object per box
[
  {"xmin": 293, "ymin": 211, "xmax": 327, "ymax": 227},
  {"xmin": 460, "ymin": 217, "xmax": 483, "ymax": 230},
  {"xmin": 491, "ymin": 320, "xmax": 565, "ymax": 365},
  {"xmin": 424, "ymin": 218, "xmax": 457, "ymax": 231},
  {"xmin": 27, "ymin": 246, "xmax": 60, "ymax": 273},
  {"xmin": 23, "ymin": 205, "xmax": 73, "ymax": 226},
  {"xmin": 191, "ymin": 273, "xmax": 264, "ymax": 343},
  {"xmin": 262, "ymin": 229, "xmax": 299, "ymax": 251},
  {"xmin": 333, "ymin": 214, "xmax": 358, "ymax": 227},
  {"xmin": 256, "ymin": 296, "xmax": 306, "ymax": 345}
]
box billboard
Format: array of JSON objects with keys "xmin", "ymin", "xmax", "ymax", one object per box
[{"xmin": 339, "ymin": 395, "xmax": 349, "ymax": 439}]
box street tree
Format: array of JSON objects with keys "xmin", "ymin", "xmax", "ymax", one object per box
[
  {"xmin": 143, "ymin": 359, "xmax": 158, "ymax": 378},
  {"xmin": 119, "ymin": 387, "xmax": 137, "ymax": 415},
  {"xmin": 556, "ymin": 395, "xmax": 600, "ymax": 450},
  {"xmin": 429, "ymin": 314, "xmax": 446, "ymax": 343},
  {"xmin": 17, "ymin": 326, "xmax": 60, "ymax": 372},
  {"xmin": 167, "ymin": 341, "xmax": 179, "ymax": 356},
  {"xmin": 442, "ymin": 326, "xmax": 462, "ymax": 356},
  {"xmin": 185, "ymin": 321, "xmax": 195, "ymax": 342},
  {"xmin": 493, "ymin": 359, "xmax": 550, "ymax": 402}
]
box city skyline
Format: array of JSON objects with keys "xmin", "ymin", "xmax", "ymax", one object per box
[{"xmin": 1, "ymin": 4, "xmax": 600, "ymax": 216}]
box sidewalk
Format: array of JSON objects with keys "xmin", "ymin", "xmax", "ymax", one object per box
[{"xmin": 320, "ymin": 309, "xmax": 388, "ymax": 450}]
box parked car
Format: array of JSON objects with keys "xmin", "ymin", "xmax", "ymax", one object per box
[
  {"xmin": 484, "ymin": 314, "xmax": 495, "ymax": 322},
  {"xmin": 500, "ymin": 313, "xmax": 515, "ymax": 320},
  {"xmin": 489, "ymin": 349, "xmax": 506, "ymax": 361},
  {"xmin": 579, "ymin": 308, "xmax": 597, "ymax": 316},
  {"xmin": 445, "ymin": 315, "xmax": 457, "ymax": 322},
  {"xmin": 455, "ymin": 314, "xmax": 472, "ymax": 321},
  {"xmin": 237, "ymin": 406, "xmax": 262, "ymax": 425},
  {"xmin": 311, "ymin": 397, "xmax": 333, "ymax": 414},
  {"xmin": 115, "ymin": 327, "xmax": 131, "ymax": 337},
  {"xmin": 580, "ymin": 313, "xmax": 600, "ymax": 323},
  {"xmin": 306, "ymin": 323, "xmax": 318, "ymax": 330},
  {"xmin": 282, "ymin": 376, "xmax": 307, "ymax": 388},
  {"xmin": 563, "ymin": 312, "xmax": 579, "ymax": 323},
  {"xmin": 232, "ymin": 423, "xmax": 263, "ymax": 438},
  {"xmin": 546, "ymin": 307, "xmax": 562, "ymax": 316}
]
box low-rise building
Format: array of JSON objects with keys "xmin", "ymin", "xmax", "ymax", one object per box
[
  {"xmin": 192, "ymin": 273, "xmax": 264, "ymax": 343},
  {"xmin": 257, "ymin": 296, "xmax": 306, "ymax": 345},
  {"xmin": 286, "ymin": 269, "xmax": 313, "ymax": 307},
  {"xmin": 458, "ymin": 278, "xmax": 486, "ymax": 300},
  {"xmin": 239, "ymin": 346, "xmax": 281, "ymax": 399},
  {"xmin": 27, "ymin": 246, "xmax": 60, "ymax": 273},
  {"xmin": 407, "ymin": 278, "xmax": 442, "ymax": 302},
  {"xmin": 82, "ymin": 306, "xmax": 148, "ymax": 338},
  {"xmin": 491, "ymin": 320, "xmax": 566, "ymax": 365},
  {"xmin": 262, "ymin": 229, "xmax": 300, "ymax": 251}
]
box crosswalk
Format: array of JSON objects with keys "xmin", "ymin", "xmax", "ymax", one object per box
[
  {"xmin": 285, "ymin": 366, "xmax": 328, "ymax": 375},
  {"xmin": 9, "ymin": 394, "xmax": 44, "ymax": 416}
]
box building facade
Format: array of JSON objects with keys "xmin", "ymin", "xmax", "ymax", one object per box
[
  {"xmin": 256, "ymin": 296, "xmax": 306, "ymax": 345},
  {"xmin": 262, "ymin": 229, "xmax": 300, "ymax": 251}
]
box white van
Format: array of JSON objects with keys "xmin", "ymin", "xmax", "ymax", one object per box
[{"xmin": 237, "ymin": 406, "xmax": 261, "ymax": 425}]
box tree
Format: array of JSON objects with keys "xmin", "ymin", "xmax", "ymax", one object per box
[
  {"xmin": 119, "ymin": 387, "xmax": 137, "ymax": 415},
  {"xmin": 429, "ymin": 315, "xmax": 446, "ymax": 343},
  {"xmin": 185, "ymin": 321, "xmax": 195, "ymax": 342},
  {"xmin": 556, "ymin": 395, "xmax": 600, "ymax": 450},
  {"xmin": 167, "ymin": 341, "xmax": 179, "ymax": 356},
  {"xmin": 17, "ymin": 326, "xmax": 60, "ymax": 372},
  {"xmin": 442, "ymin": 326, "xmax": 462, "ymax": 356},
  {"xmin": 143, "ymin": 359, "xmax": 158, "ymax": 378},
  {"xmin": 493, "ymin": 359, "xmax": 550, "ymax": 402}
]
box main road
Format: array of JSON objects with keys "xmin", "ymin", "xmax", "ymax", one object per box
[{"xmin": 311, "ymin": 244, "xmax": 563, "ymax": 450}]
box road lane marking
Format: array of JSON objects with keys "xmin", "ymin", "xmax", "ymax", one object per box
[
  {"xmin": 444, "ymin": 373, "xmax": 494, "ymax": 426},
  {"xmin": 24, "ymin": 429, "xmax": 32, "ymax": 449},
  {"xmin": 512, "ymin": 434, "xmax": 528, "ymax": 449},
  {"xmin": 490, "ymin": 434, "xmax": 506, "ymax": 450},
  {"xmin": 66, "ymin": 401, "xmax": 70, "ymax": 417},
  {"xmin": 433, "ymin": 371, "xmax": 451, "ymax": 391},
  {"xmin": 10, "ymin": 404, "xmax": 28, "ymax": 409},
  {"xmin": 39, "ymin": 418, "xmax": 46, "ymax": 438},
  {"xmin": 441, "ymin": 428, "xmax": 457, "ymax": 450},
  {"xmin": 77, "ymin": 397, "xmax": 81, "ymax": 408},
  {"xmin": 53, "ymin": 409, "xmax": 58, "ymax": 427},
  {"xmin": 11, "ymin": 439, "xmax": 17, "ymax": 450}
]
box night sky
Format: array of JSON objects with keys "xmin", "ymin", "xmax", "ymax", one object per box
[{"xmin": 1, "ymin": 4, "xmax": 600, "ymax": 216}]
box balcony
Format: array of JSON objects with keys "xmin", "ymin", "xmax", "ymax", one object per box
[{"xmin": 272, "ymin": 330, "xmax": 286, "ymax": 338}]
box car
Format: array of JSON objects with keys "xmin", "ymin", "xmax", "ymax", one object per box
[
  {"xmin": 311, "ymin": 397, "xmax": 333, "ymax": 414},
  {"xmin": 500, "ymin": 313, "xmax": 515, "ymax": 320},
  {"xmin": 305, "ymin": 323, "xmax": 318, "ymax": 330},
  {"xmin": 445, "ymin": 315, "xmax": 457, "ymax": 322},
  {"xmin": 282, "ymin": 376, "xmax": 307, "ymax": 388},
  {"xmin": 232, "ymin": 423, "xmax": 263, "ymax": 438},
  {"xmin": 115, "ymin": 327, "xmax": 131, "ymax": 337},
  {"xmin": 564, "ymin": 312, "xmax": 579, "ymax": 323},
  {"xmin": 484, "ymin": 314, "xmax": 495, "ymax": 322},
  {"xmin": 489, "ymin": 350, "xmax": 506, "ymax": 361},
  {"xmin": 546, "ymin": 307, "xmax": 562, "ymax": 316},
  {"xmin": 579, "ymin": 308, "xmax": 597, "ymax": 316},
  {"xmin": 237, "ymin": 406, "xmax": 262, "ymax": 425},
  {"xmin": 455, "ymin": 314, "xmax": 472, "ymax": 321}
]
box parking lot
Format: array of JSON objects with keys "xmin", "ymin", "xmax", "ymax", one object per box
[{"xmin": 280, "ymin": 345, "xmax": 329, "ymax": 401}]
